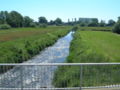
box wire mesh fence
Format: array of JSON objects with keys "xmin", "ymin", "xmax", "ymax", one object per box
[{"xmin": 0, "ymin": 63, "xmax": 120, "ymax": 90}]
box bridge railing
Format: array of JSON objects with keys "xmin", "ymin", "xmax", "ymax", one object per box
[{"xmin": 0, "ymin": 63, "xmax": 120, "ymax": 90}]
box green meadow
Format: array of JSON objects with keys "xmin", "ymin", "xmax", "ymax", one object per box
[
  {"xmin": 53, "ymin": 27, "xmax": 120, "ymax": 87},
  {"xmin": 80, "ymin": 31, "xmax": 120, "ymax": 61},
  {"xmin": 0, "ymin": 26, "xmax": 71, "ymax": 64}
]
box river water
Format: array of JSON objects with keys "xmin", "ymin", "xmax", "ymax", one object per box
[{"xmin": 0, "ymin": 31, "xmax": 74, "ymax": 88}]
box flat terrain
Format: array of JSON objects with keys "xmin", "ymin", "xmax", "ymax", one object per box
[
  {"xmin": 80, "ymin": 31, "xmax": 120, "ymax": 61},
  {"xmin": 0, "ymin": 26, "xmax": 70, "ymax": 42}
]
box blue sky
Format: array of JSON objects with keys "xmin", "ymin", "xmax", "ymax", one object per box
[{"xmin": 0, "ymin": 0, "xmax": 120, "ymax": 22}]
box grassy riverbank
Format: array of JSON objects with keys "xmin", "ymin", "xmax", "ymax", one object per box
[
  {"xmin": 53, "ymin": 28, "xmax": 120, "ymax": 87},
  {"xmin": 0, "ymin": 26, "xmax": 71, "ymax": 64}
]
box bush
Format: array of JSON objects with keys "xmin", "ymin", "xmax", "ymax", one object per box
[
  {"xmin": 0, "ymin": 24, "xmax": 11, "ymax": 30},
  {"xmin": 72, "ymin": 26, "xmax": 78, "ymax": 31},
  {"xmin": 87, "ymin": 22, "xmax": 98, "ymax": 27},
  {"xmin": 29, "ymin": 22, "xmax": 37, "ymax": 27},
  {"xmin": 39, "ymin": 24, "xmax": 47, "ymax": 28},
  {"xmin": 112, "ymin": 21, "xmax": 120, "ymax": 34},
  {"xmin": 80, "ymin": 23, "xmax": 86, "ymax": 27}
]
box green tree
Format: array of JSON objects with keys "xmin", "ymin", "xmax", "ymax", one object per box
[
  {"xmin": 107, "ymin": 19, "xmax": 115, "ymax": 26},
  {"xmin": 23, "ymin": 16, "xmax": 33, "ymax": 27},
  {"xmin": 49, "ymin": 20, "xmax": 55, "ymax": 25},
  {"xmin": 99, "ymin": 20, "xmax": 106, "ymax": 27},
  {"xmin": 0, "ymin": 11, "xmax": 9, "ymax": 24},
  {"xmin": 7, "ymin": 11, "xmax": 23, "ymax": 27},
  {"xmin": 118, "ymin": 17, "xmax": 120, "ymax": 21},
  {"xmin": 38, "ymin": 16, "xmax": 48, "ymax": 24},
  {"xmin": 55, "ymin": 18, "xmax": 62, "ymax": 25},
  {"xmin": 113, "ymin": 17, "xmax": 120, "ymax": 34}
]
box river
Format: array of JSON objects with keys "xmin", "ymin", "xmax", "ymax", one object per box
[{"xmin": 0, "ymin": 31, "xmax": 74, "ymax": 88}]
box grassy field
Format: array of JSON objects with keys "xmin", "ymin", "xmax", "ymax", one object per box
[
  {"xmin": 79, "ymin": 27, "xmax": 112, "ymax": 31},
  {"xmin": 0, "ymin": 26, "xmax": 71, "ymax": 64},
  {"xmin": 0, "ymin": 26, "xmax": 70, "ymax": 42},
  {"xmin": 53, "ymin": 28, "xmax": 120, "ymax": 87},
  {"xmin": 80, "ymin": 31, "xmax": 120, "ymax": 61}
]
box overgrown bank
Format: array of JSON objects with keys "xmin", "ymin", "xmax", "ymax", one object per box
[
  {"xmin": 0, "ymin": 26, "xmax": 70, "ymax": 73},
  {"xmin": 53, "ymin": 30, "xmax": 120, "ymax": 87}
]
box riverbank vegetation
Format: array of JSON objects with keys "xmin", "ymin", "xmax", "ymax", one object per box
[
  {"xmin": 0, "ymin": 26, "xmax": 70, "ymax": 64},
  {"xmin": 53, "ymin": 29, "xmax": 120, "ymax": 87}
]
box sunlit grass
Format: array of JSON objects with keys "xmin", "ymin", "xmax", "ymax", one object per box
[
  {"xmin": 53, "ymin": 29, "xmax": 120, "ymax": 87},
  {"xmin": 0, "ymin": 26, "xmax": 71, "ymax": 64}
]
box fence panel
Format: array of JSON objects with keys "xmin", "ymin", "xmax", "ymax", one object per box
[{"xmin": 0, "ymin": 63, "xmax": 120, "ymax": 90}]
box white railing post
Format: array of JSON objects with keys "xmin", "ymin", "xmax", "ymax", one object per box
[
  {"xmin": 20, "ymin": 66, "xmax": 23, "ymax": 90},
  {"xmin": 80, "ymin": 65, "xmax": 83, "ymax": 90}
]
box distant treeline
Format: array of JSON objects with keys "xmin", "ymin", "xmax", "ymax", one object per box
[
  {"xmin": 0, "ymin": 11, "xmax": 116, "ymax": 28},
  {"xmin": 68, "ymin": 18, "xmax": 116, "ymax": 27},
  {"xmin": 0, "ymin": 10, "xmax": 120, "ymax": 34},
  {"xmin": 0, "ymin": 11, "xmax": 64, "ymax": 29}
]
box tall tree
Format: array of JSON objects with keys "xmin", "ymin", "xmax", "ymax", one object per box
[
  {"xmin": 38, "ymin": 16, "xmax": 47, "ymax": 24},
  {"xmin": 0, "ymin": 11, "xmax": 9, "ymax": 24},
  {"xmin": 118, "ymin": 17, "xmax": 120, "ymax": 21},
  {"xmin": 55, "ymin": 18, "xmax": 62, "ymax": 25},
  {"xmin": 107, "ymin": 19, "xmax": 115, "ymax": 26},
  {"xmin": 113, "ymin": 17, "xmax": 120, "ymax": 34},
  {"xmin": 23, "ymin": 16, "xmax": 33, "ymax": 27},
  {"xmin": 7, "ymin": 11, "xmax": 23, "ymax": 27}
]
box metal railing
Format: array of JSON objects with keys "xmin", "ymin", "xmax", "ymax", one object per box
[{"xmin": 0, "ymin": 63, "xmax": 120, "ymax": 90}]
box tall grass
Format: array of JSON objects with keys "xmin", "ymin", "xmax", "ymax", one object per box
[{"xmin": 53, "ymin": 30, "xmax": 120, "ymax": 87}]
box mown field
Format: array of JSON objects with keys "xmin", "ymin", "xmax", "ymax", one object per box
[
  {"xmin": 0, "ymin": 26, "xmax": 71, "ymax": 64},
  {"xmin": 53, "ymin": 28, "xmax": 120, "ymax": 87}
]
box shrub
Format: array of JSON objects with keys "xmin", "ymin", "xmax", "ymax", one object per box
[
  {"xmin": 0, "ymin": 24, "xmax": 11, "ymax": 30},
  {"xmin": 112, "ymin": 21, "xmax": 120, "ymax": 34},
  {"xmin": 80, "ymin": 23, "xmax": 86, "ymax": 27},
  {"xmin": 39, "ymin": 24, "xmax": 47, "ymax": 28},
  {"xmin": 72, "ymin": 26, "xmax": 78, "ymax": 31},
  {"xmin": 29, "ymin": 22, "xmax": 37, "ymax": 27},
  {"xmin": 87, "ymin": 22, "xmax": 98, "ymax": 27}
]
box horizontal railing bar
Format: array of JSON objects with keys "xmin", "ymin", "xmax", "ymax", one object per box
[
  {"xmin": 0, "ymin": 86, "xmax": 120, "ymax": 90},
  {"xmin": 0, "ymin": 87, "xmax": 80, "ymax": 90},
  {"xmin": 0, "ymin": 63, "xmax": 120, "ymax": 66}
]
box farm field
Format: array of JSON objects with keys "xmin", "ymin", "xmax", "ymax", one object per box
[
  {"xmin": 53, "ymin": 28, "xmax": 120, "ymax": 87},
  {"xmin": 0, "ymin": 26, "xmax": 71, "ymax": 64}
]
